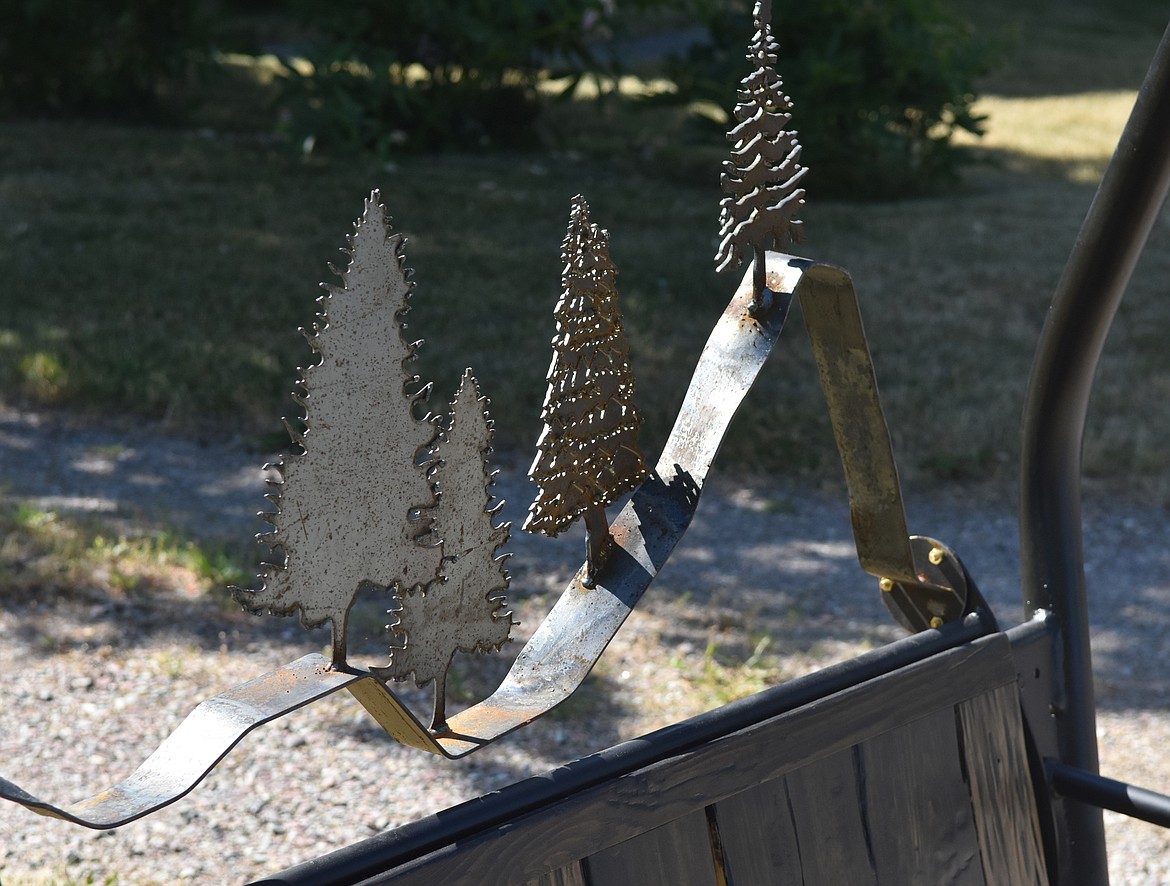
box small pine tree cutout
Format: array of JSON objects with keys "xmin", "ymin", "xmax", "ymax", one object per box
[
  {"xmin": 374, "ymin": 371, "xmax": 514, "ymax": 732},
  {"xmin": 524, "ymin": 195, "xmax": 648, "ymax": 587},
  {"xmin": 715, "ymin": 0, "xmax": 809, "ymax": 309}
]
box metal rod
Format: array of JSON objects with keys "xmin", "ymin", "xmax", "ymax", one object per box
[
  {"xmin": 1019, "ymin": 20, "xmax": 1170, "ymax": 884},
  {"xmin": 1049, "ymin": 761, "xmax": 1170, "ymax": 830}
]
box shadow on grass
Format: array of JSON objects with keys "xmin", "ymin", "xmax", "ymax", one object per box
[{"xmin": 960, "ymin": 0, "xmax": 1168, "ymax": 98}]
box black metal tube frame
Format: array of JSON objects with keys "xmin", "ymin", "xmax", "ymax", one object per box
[
  {"xmin": 1019, "ymin": 19, "xmax": 1170, "ymax": 884},
  {"xmin": 1049, "ymin": 761, "xmax": 1170, "ymax": 831}
]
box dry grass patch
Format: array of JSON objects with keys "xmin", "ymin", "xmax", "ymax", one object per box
[
  {"xmin": 0, "ymin": 499, "xmax": 246, "ymax": 610},
  {"xmin": 957, "ymin": 90, "xmax": 1138, "ymax": 180}
]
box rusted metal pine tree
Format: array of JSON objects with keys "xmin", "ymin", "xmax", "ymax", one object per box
[
  {"xmin": 375, "ymin": 370, "xmax": 514, "ymax": 732},
  {"xmin": 524, "ymin": 195, "xmax": 648, "ymax": 588},
  {"xmin": 715, "ymin": 0, "xmax": 808, "ymax": 309}
]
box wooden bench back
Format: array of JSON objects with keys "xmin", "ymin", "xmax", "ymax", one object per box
[{"xmin": 264, "ymin": 631, "xmax": 1049, "ymax": 885}]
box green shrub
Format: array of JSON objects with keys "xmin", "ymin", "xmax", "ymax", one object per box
[
  {"xmin": 0, "ymin": 0, "xmax": 215, "ymax": 120},
  {"xmin": 667, "ymin": 0, "xmax": 995, "ymax": 198},
  {"xmin": 275, "ymin": 0, "xmax": 624, "ymax": 154}
]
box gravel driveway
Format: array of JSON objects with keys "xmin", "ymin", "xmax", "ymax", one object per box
[{"xmin": 1, "ymin": 406, "xmax": 1168, "ymax": 883}]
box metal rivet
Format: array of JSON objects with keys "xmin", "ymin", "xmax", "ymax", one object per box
[
  {"xmin": 928, "ymin": 547, "xmax": 945, "ymax": 566},
  {"xmin": 930, "ymin": 616, "xmax": 944, "ymax": 629},
  {"xmin": 879, "ymin": 577, "xmax": 895, "ymax": 592}
]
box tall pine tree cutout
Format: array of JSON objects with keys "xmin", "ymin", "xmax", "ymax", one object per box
[
  {"xmin": 233, "ymin": 192, "xmax": 442, "ymax": 668},
  {"xmin": 375, "ymin": 370, "xmax": 514, "ymax": 732},
  {"xmin": 715, "ymin": 0, "xmax": 808, "ymax": 308},
  {"xmin": 524, "ymin": 195, "xmax": 648, "ymax": 587}
]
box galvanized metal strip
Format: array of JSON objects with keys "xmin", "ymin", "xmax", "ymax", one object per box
[
  {"xmin": 436, "ymin": 256, "xmax": 799, "ymax": 755},
  {"xmin": 0, "ymin": 256, "xmax": 801, "ymax": 823},
  {"xmin": 0, "ymin": 251, "xmax": 934, "ymax": 825},
  {"xmin": 794, "ymin": 263, "xmax": 917, "ymax": 584},
  {"xmin": 0, "ymin": 655, "xmax": 371, "ymax": 827}
]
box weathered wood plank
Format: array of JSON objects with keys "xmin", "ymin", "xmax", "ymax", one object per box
[
  {"xmin": 360, "ymin": 635, "xmax": 1018, "ymax": 885},
  {"xmin": 958, "ymin": 684, "xmax": 1049, "ymax": 885},
  {"xmin": 523, "ymin": 861, "xmax": 587, "ymax": 886},
  {"xmin": 859, "ymin": 707, "xmax": 985, "ymax": 885},
  {"xmin": 712, "ymin": 776, "xmax": 802, "ymax": 884},
  {"xmin": 584, "ymin": 811, "xmax": 720, "ymax": 886},
  {"xmin": 783, "ymin": 748, "xmax": 879, "ymax": 885}
]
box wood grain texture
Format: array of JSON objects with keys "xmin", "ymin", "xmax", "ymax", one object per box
[
  {"xmin": 858, "ymin": 707, "xmax": 985, "ymax": 885},
  {"xmin": 712, "ymin": 776, "xmax": 803, "ymax": 884},
  {"xmin": 958, "ymin": 684, "xmax": 1049, "ymax": 885},
  {"xmin": 360, "ymin": 635, "xmax": 1020, "ymax": 885},
  {"xmin": 784, "ymin": 748, "xmax": 879, "ymax": 885},
  {"xmin": 584, "ymin": 811, "xmax": 719, "ymax": 886},
  {"xmin": 523, "ymin": 862, "xmax": 587, "ymax": 886}
]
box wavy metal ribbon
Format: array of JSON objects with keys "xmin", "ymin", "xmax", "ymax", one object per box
[{"xmin": 2, "ymin": 256, "xmax": 923, "ymax": 828}]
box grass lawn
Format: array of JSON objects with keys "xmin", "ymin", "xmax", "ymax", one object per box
[{"xmin": 1, "ymin": 2, "xmax": 1168, "ymax": 500}]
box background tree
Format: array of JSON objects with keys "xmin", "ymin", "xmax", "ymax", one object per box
[
  {"xmin": 233, "ymin": 192, "xmax": 442, "ymax": 668},
  {"xmin": 375, "ymin": 370, "xmax": 514, "ymax": 731},
  {"xmin": 715, "ymin": 0, "xmax": 808, "ymax": 309},
  {"xmin": 524, "ymin": 195, "xmax": 648, "ymax": 587}
]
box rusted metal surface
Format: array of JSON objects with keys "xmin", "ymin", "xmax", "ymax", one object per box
[
  {"xmin": 797, "ymin": 263, "xmax": 915, "ymax": 584},
  {"xmin": 374, "ymin": 370, "xmax": 514, "ymax": 733},
  {"xmin": 878, "ymin": 536, "xmax": 978, "ymax": 634},
  {"xmin": 0, "ymin": 4, "xmax": 981, "ymax": 834},
  {"xmin": 438, "ymin": 254, "xmax": 795, "ymax": 752},
  {"xmin": 715, "ymin": 0, "xmax": 807, "ymax": 307},
  {"xmin": 0, "ymin": 249, "xmax": 976, "ymax": 828}
]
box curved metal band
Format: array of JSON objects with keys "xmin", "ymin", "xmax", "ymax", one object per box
[
  {"xmin": 1, "ymin": 252, "xmax": 933, "ymax": 827},
  {"xmin": 0, "ymin": 655, "xmax": 366, "ymax": 827},
  {"xmin": 1019, "ymin": 21, "xmax": 1170, "ymax": 883},
  {"xmin": 0, "ymin": 256, "xmax": 798, "ymax": 827}
]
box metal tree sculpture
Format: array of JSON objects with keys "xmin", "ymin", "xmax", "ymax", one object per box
[
  {"xmin": 524, "ymin": 195, "xmax": 648, "ymax": 587},
  {"xmin": 233, "ymin": 191, "xmax": 443, "ymax": 668},
  {"xmin": 715, "ymin": 0, "xmax": 808, "ymax": 309},
  {"xmin": 375, "ymin": 370, "xmax": 514, "ymax": 732}
]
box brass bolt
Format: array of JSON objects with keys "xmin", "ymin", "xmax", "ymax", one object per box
[
  {"xmin": 928, "ymin": 546, "xmax": 945, "ymax": 566},
  {"xmin": 879, "ymin": 577, "xmax": 895, "ymax": 592},
  {"xmin": 930, "ymin": 616, "xmax": 944, "ymax": 629}
]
